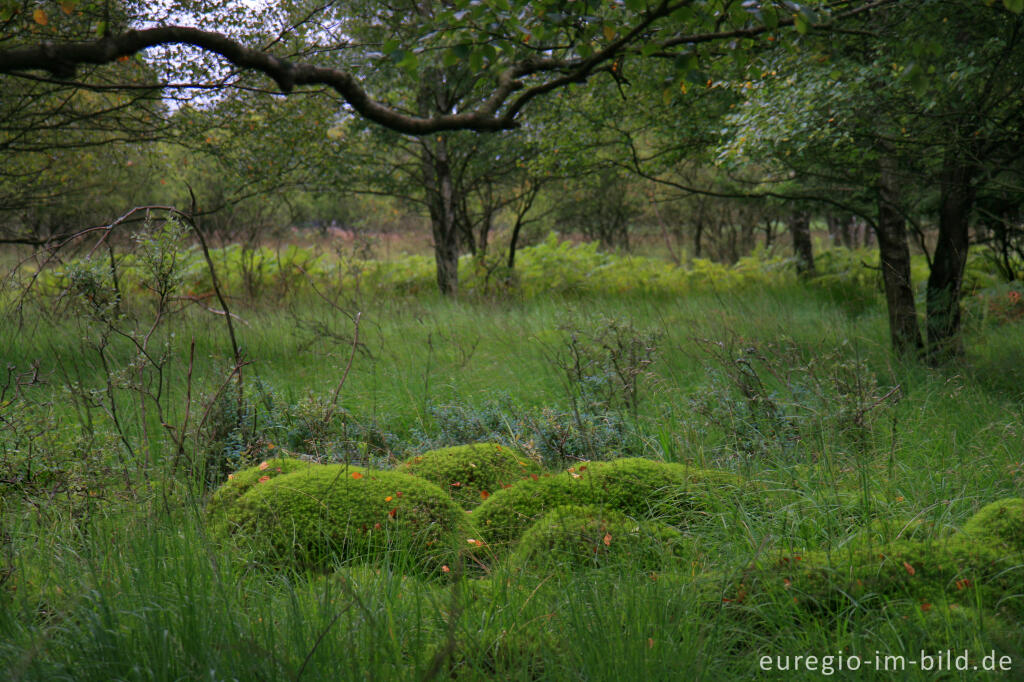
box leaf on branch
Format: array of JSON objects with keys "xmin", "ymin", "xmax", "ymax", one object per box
[{"xmin": 33, "ymin": 8, "xmax": 48, "ymax": 25}]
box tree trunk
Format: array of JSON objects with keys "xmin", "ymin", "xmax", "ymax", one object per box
[
  {"xmin": 876, "ymin": 158, "xmax": 923, "ymax": 355},
  {"xmin": 790, "ymin": 211, "xmax": 816, "ymax": 277},
  {"xmin": 422, "ymin": 137, "xmax": 460, "ymax": 296},
  {"xmin": 926, "ymin": 155, "xmax": 976, "ymax": 362}
]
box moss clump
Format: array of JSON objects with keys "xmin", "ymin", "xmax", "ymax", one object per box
[
  {"xmin": 398, "ymin": 443, "xmax": 540, "ymax": 509},
  {"xmin": 511, "ymin": 505, "xmax": 690, "ymax": 571},
  {"xmin": 213, "ymin": 464, "xmax": 469, "ymax": 571},
  {"xmin": 206, "ymin": 457, "xmax": 316, "ymax": 531},
  {"xmin": 473, "ymin": 457, "xmax": 746, "ymax": 547},
  {"xmin": 962, "ymin": 498, "xmax": 1024, "ymax": 554},
  {"xmin": 712, "ymin": 522, "xmax": 1024, "ymax": 623}
]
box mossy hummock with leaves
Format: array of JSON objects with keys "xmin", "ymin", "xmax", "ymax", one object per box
[
  {"xmin": 712, "ymin": 498, "xmax": 1024, "ymax": 622},
  {"xmin": 472, "ymin": 457, "xmax": 748, "ymax": 546},
  {"xmin": 398, "ymin": 443, "xmax": 540, "ymax": 509},
  {"xmin": 209, "ymin": 462, "xmax": 468, "ymax": 571},
  {"xmin": 206, "ymin": 457, "xmax": 315, "ymax": 530},
  {"xmin": 511, "ymin": 504, "xmax": 691, "ymax": 571}
]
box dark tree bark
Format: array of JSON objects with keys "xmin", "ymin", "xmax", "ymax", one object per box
[
  {"xmin": 876, "ymin": 158, "xmax": 923, "ymax": 355},
  {"xmin": 789, "ymin": 211, "xmax": 816, "ymax": 277},
  {"xmin": 422, "ymin": 136, "xmax": 461, "ymax": 296},
  {"xmin": 926, "ymin": 154, "xmax": 977, "ymax": 362}
]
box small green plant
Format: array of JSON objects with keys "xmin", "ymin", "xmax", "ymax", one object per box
[
  {"xmin": 689, "ymin": 336, "xmax": 900, "ymax": 465},
  {"xmin": 552, "ymin": 314, "xmax": 661, "ymax": 422}
]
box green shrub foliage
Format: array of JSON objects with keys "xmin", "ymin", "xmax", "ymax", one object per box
[
  {"xmin": 511, "ymin": 504, "xmax": 689, "ymax": 571},
  {"xmin": 473, "ymin": 457, "xmax": 745, "ymax": 546},
  {"xmin": 398, "ymin": 443, "xmax": 540, "ymax": 509},
  {"xmin": 210, "ymin": 463, "xmax": 468, "ymax": 571}
]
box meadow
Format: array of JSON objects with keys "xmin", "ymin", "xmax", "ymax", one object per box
[{"xmin": 1, "ymin": 233, "xmax": 1023, "ymax": 681}]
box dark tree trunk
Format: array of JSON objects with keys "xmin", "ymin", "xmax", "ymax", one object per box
[
  {"xmin": 423, "ymin": 137, "xmax": 460, "ymax": 296},
  {"xmin": 876, "ymin": 158, "xmax": 923, "ymax": 355},
  {"xmin": 507, "ymin": 182, "xmax": 539, "ymax": 270},
  {"xmin": 926, "ymin": 155, "xmax": 977, "ymax": 362},
  {"xmin": 790, "ymin": 211, "xmax": 816, "ymax": 277}
]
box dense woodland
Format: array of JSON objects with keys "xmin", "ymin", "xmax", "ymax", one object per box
[{"xmin": 2, "ymin": 1, "xmax": 1024, "ymax": 680}]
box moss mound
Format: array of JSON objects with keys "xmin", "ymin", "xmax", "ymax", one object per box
[
  {"xmin": 398, "ymin": 443, "xmax": 540, "ymax": 509},
  {"xmin": 473, "ymin": 457, "xmax": 746, "ymax": 547},
  {"xmin": 206, "ymin": 457, "xmax": 316, "ymax": 530},
  {"xmin": 962, "ymin": 498, "xmax": 1024, "ymax": 554},
  {"xmin": 511, "ymin": 505, "xmax": 689, "ymax": 571},
  {"xmin": 212, "ymin": 464, "xmax": 469, "ymax": 571},
  {"xmin": 711, "ymin": 509, "xmax": 1024, "ymax": 622}
]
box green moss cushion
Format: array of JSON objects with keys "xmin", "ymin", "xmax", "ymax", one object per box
[
  {"xmin": 511, "ymin": 504, "xmax": 690, "ymax": 571},
  {"xmin": 962, "ymin": 498, "xmax": 1024, "ymax": 554},
  {"xmin": 211, "ymin": 464, "xmax": 469, "ymax": 571},
  {"xmin": 710, "ymin": 502, "xmax": 1024, "ymax": 621},
  {"xmin": 398, "ymin": 443, "xmax": 541, "ymax": 509},
  {"xmin": 206, "ymin": 457, "xmax": 316, "ymax": 530},
  {"xmin": 473, "ymin": 457, "xmax": 746, "ymax": 546}
]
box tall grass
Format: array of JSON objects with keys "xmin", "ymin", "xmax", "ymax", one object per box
[{"xmin": 2, "ymin": 249, "xmax": 1022, "ymax": 679}]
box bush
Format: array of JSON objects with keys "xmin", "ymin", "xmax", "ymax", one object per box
[
  {"xmin": 210, "ymin": 463, "xmax": 469, "ymax": 571},
  {"xmin": 397, "ymin": 443, "xmax": 540, "ymax": 509},
  {"xmin": 473, "ymin": 457, "xmax": 746, "ymax": 547},
  {"xmin": 511, "ymin": 504, "xmax": 690, "ymax": 572}
]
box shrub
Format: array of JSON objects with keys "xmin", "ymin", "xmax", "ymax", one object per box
[
  {"xmin": 211, "ymin": 464, "xmax": 469, "ymax": 571},
  {"xmin": 397, "ymin": 443, "xmax": 540, "ymax": 509},
  {"xmin": 472, "ymin": 457, "xmax": 746, "ymax": 547},
  {"xmin": 511, "ymin": 505, "xmax": 690, "ymax": 572}
]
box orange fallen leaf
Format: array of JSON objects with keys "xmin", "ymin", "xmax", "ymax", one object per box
[
  {"xmin": 903, "ymin": 561, "xmax": 916, "ymax": 576},
  {"xmin": 351, "ymin": 472, "xmax": 363, "ymax": 480},
  {"xmin": 603, "ymin": 533, "xmax": 612, "ymax": 546},
  {"xmin": 259, "ymin": 461, "xmax": 269, "ymax": 471},
  {"xmin": 258, "ymin": 476, "xmax": 270, "ymax": 483},
  {"xmin": 388, "ymin": 508, "xmax": 397, "ymax": 518},
  {"xmin": 647, "ymin": 637, "xmax": 654, "ymax": 649},
  {"xmin": 921, "ymin": 602, "xmax": 931, "ymax": 611},
  {"xmin": 385, "ymin": 496, "xmax": 393, "ymax": 502},
  {"xmin": 441, "ymin": 565, "xmax": 450, "ymax": 573},
  {"xmin": 480, "ymin": 490, "xmax": 490, "ymax": 500}
]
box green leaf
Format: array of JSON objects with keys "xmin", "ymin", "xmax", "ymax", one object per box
[
  {"xmin": 793, "ymin": 13, "xmax": 809, "ymax": 35},
  {"xmin": 1005, "ymin": 0, "xmax": 1024, "ymax": 12},
  {"xmin": 673, "ymin": 52, "xmax": 698, "ymax": 73},
  {"xmin": 762, "ymin": 7, "xmax": 779, "ymax": 30}
]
